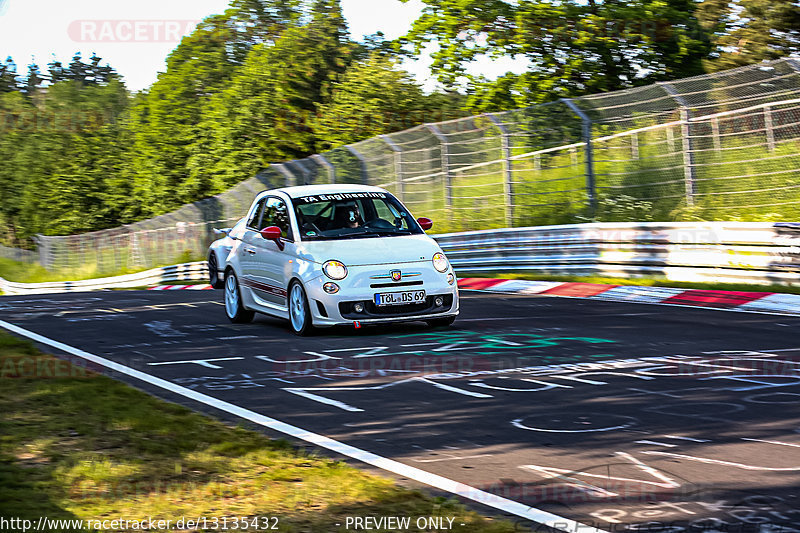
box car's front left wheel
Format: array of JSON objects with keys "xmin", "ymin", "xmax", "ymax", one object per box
[
  {"xmin": 224, "ymin": 270, "xmax": 255, "ymax": 324},
  {"xmin": 288, "ymin": 280, "xmax": 314, "ymax": 336}
]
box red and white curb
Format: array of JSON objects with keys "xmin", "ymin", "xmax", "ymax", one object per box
[
  {"xmin": 148, "ymin": 284, "xmax": 213, "ymax": 291},
  {"xmin": 149, "ymin": 279, "xmax": 800, "ymax": 316},
  {"xmin": 457, "ymin": 278, "xmax": 800, "ymax": 316}
]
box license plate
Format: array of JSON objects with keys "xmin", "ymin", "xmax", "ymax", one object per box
[{"xmin": 374, "ymin": 290, "xmax": 426, "ymax": 306}]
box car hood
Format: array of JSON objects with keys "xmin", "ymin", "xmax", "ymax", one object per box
[{"xmin": 295, "ymin": 234, "xmax": 442, "ymax": 266}]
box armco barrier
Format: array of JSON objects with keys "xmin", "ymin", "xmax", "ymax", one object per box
[
  {"xmin": 0, "ymin": 262, "xmax": 209, "ymax": 296},
  {"xmin": 1, "ymin": 221, "xmax": 799, "ymax": 295},
  {"xmin": 435, "ymin": 221, "xmax": 800, "ymax": 286}
]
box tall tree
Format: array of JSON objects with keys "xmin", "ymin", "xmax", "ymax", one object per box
[
  {"xmin": 316, "ymin": 54, "xmax": 446, "ymax": 148},
  {"xmin": 0, "ymin": 57, "xmax": 18, "ymax": 93},
  {"xmin": 24, "ymin": 62, "xmax": 42, "ymax": 95},
  {"xmin": 47, "ymin": 57, "xmax": 67, "ymax": 84},
  {"xmin": 400, "ymin": 0, "xmax": 711, "ymax": 106},
  {"xmin": 192, "ymin": 0, "xmax": 354, "ymax": 194},
  {"xmin": 67, "ymin": 53, "xmax": 88, "ymax": 84},
  {"xmin": 700, "ymin": 0, "xmax": 800, "ymax": 70}
]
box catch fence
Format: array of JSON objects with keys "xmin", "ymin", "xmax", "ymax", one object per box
[{"xmin": 27, "ymin": 58, "xmax": 800, "ymax": 273}]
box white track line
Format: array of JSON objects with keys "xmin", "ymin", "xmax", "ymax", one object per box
[{"xmin": 0, "ymin": 318, "xmax": 607, "ymax": 533}]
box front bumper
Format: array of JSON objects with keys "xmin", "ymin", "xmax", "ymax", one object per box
[{"xmin": 304, "ymin": 262, "xmax": 459, "ymax": 326}]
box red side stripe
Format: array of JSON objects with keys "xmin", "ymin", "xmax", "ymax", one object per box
[
  {"xmin": 457, "ymin": 278, "xmax": 508, "ymax": 290},
  {"xmin": 541, "ymin": 282, "xmax": 618, "ymax": 298},
  {"xmin": 662, "ymin": 289, "xmax": 770, "ymax": 308}
]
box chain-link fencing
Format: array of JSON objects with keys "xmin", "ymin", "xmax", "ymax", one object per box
[{"xmin": 25, "ymin": 58, "xmax": 800, "ymax": 273}]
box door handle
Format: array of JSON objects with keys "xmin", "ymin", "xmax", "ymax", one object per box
[{"xmin": 244, "ymin": 247, "xmax": 257, "ymax": 255}]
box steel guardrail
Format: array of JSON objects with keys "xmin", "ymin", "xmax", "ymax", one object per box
[{"xmin": 1, "ymin": 221, "xmax": 799, "ymax": 295}]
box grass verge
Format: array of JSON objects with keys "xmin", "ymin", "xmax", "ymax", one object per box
[
  {"xmin": 457, "ymin": 271, "xmax": 800, "ymax": 295},
  {"xmin": 0, "ymin": 332, "xmax": 516, "ymax": 532}
]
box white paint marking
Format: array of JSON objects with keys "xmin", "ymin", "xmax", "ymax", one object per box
[
  {"xmin": 642, "ymin": 451, "xmax": 800, "ymax": 471},
  {"xmin": 470, "ymin": 380, "xmax": 568, "ymax": 393},
  {"xmin": 742, "ymin": 438, "xmax": 800, "ymax": 448},
  {"xmin": 554, "ymin": 375, "xmax": 608, "ymax": 385},
  {"xmin": 626, "ymin": 388, "xmax": 683, "ymax": 398},
  {"xmin": 256, "ymin": 353, "xmax": 341, "ymax": 364},
  {"xmin": 432, "ymin": 342, "xmax": 471, "ymax": 352},
  {"xmin": 635, "ymin": 440, "xmax": 677, "ymax": 448},
  {"xmin": 143, "ymin": 320, "xmax": 186, "ymax": 338},
  {"xmin": 701, "ymin": 374, "xmax": 800, "ymax": 391},
  {"xmin": 326, "ymin": 346, "xmax": 386, "ymax": 353},
  {"xmin": 520, "ymin": 378, "xmax": 572, "ymax": 389},
  {"xmin": 147, "ymin": 357, "xmax": 244, "ymax": 369},
  {"xmin": 284, "ymin": 389, "xmax": 364, "ymax": 412},
  {"xmin": 663, "ymin": 435, "xmax": 710, "ymax": 443},
  {"xmin": 401, "ymin": 343, "xmax": 440, "ymax": 347},
  {"xmin": 416, "ymin": 377, "xmax": 493, "ymax": 398},
  {"xmin": 413, "ymin": 453, "xmax": 494, "ymax": 463},
  {"xmin": 485, "ymin": 338, "xmax": 524, "ymax": 346},
  {"xmin": 521, "ymin": 451, "xmax": 680, "ymax": 495},
  {"xmin": 0, "ymin": 319, "xmax": 606, "ymax": 533},
  {"xmin": 512, "ymin": 415, "xmax": 638, "ymax": 433}
]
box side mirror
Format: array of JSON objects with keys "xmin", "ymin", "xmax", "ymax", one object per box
[
  {"xmin": 417, "ymin": 217, "xmax": 433, "ymax": 231},
  {"xmin": 260, "ymin": 226, "xmax": 285, "ymax": 250}
]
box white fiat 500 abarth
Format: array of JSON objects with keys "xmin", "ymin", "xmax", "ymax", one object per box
[{"xmin": 209, "ymin": 184, "xmax": 459, "ymax": 335}]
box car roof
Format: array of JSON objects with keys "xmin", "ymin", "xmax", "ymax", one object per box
[{"xmin": 275, "ymin": 184, "xmax": 389, "ymax": 199}]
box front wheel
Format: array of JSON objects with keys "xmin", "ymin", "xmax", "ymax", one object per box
[
  {"xmin": 224, "ymin": 270, "xmax": 254, "ymax": 324},
  {"xmin": 208, "ymin": 253, "xmax": 224, "ymax": 289},
  {"xmin": 288, "ymin": 281, "xmax": 314, "ymax": 336},
  {"xmin": 427, "ymin": 315, "xmax": 456, "ymax": 328}
]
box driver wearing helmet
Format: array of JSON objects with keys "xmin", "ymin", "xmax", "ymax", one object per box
[{"xmin": 333, "ymin": 201, "xmax": 364, "ymax": 229}]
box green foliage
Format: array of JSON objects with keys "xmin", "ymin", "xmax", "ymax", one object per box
[
  {"xmin": 1, "ymin": 0, "xmax": 798, "ymax": 253},
  {"xmin": 316, "ymin": 54, "xmax": 436, "ymax": 148},
  {"xmin": 401, "ymin": 0, "xmax": 711, "ymax": 107},
  {"xmin": 700, "ymin": 0, "xmax": 800, "ymax": 70}
]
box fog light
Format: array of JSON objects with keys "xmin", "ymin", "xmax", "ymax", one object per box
[
  {"xmin": 353, "ymin": 302, "xmax": 365, "ymax": 313},
  {"xmin": 447, "ymin": 273, "xmax": 455, "ymax": 285},
  {"xmin": 434, "ymin": 296, "xmax": 444, "ymax": 307},
  {"xmin": 323, "ymin": 282, "xmax": 339, "ymax": 294}
]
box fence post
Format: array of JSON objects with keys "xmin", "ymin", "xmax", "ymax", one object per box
[
  {"xmin": 485, "ymin": 114, "xmax": 514, "ymax": 228},
  {"xmin": 764, "ymin": 106, "xmax": 776, "ymax": 152},
  {"xmin": 311, "ymin": 154, "xmax": 336, "ymax": 184},
  {"xmin": 424, "ymin": 123, "xmax": 453, "ymax": 224},
  {"xmin": 659, "ymin": 82, "xmax": 696, "ymax": 206},
  {"xmin": 561, "ymin": 98, "xmax": 597, "ymax": 217},
  {"xmin": 345, "ymin": 145, "xmax": 369, "ymax": 185},
  {"xmin": 379, "ymin": 134, "xmax": 405, "ymax": 202},
  {"xmin": 271, "ymin": 163, "xmax": 296, "ymax": 187},
  {"xmin": 631, "ymin": 133, "xmax": 639, "ymax": 159},
  {"xmin": 711, "ymin": 117, "xmax": 721, "ymax": 152}
]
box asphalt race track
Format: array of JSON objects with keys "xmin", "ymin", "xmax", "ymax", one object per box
[{"xmin": 3, "ymin": 289, "xmax": 800, "ymax": 532}]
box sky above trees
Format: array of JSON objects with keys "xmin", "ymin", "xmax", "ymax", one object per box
[{"xmin": 0, "ymin": 0, "xmax": 529, "ymax": 92}]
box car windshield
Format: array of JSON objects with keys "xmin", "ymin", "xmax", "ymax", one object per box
[{"xmin": 291, "ymin": 192, "xmax": 424, "ymax": 241}]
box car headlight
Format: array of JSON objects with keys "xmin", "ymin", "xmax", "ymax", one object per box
[
  {"xmin": 323, "ymin": 260, "xmax": 348, "ymax": 280},
  {"xmin": 432, "ymin": 252, "xmax": 448, "ymax": 273}
]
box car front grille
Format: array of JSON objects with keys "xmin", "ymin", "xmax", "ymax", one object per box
[{"xmin": 339, "ymin": 295, "xmax": 454, "ymax": 319}]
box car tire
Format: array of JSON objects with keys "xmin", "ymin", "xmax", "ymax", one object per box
[
  {"xmin": 288, "ymin": 280, "xmax": 314, "ymax": 336},
  {"xmin": 427, "ymin": 315, "xmax": 456, "ymax": 328},
  {"xmin": 224, "ymin": 270, "xmax": 255, "ymax": 324},
  {"xmin": 208, "ymin": 253, "xmax": 224, "ymax": 289}
]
